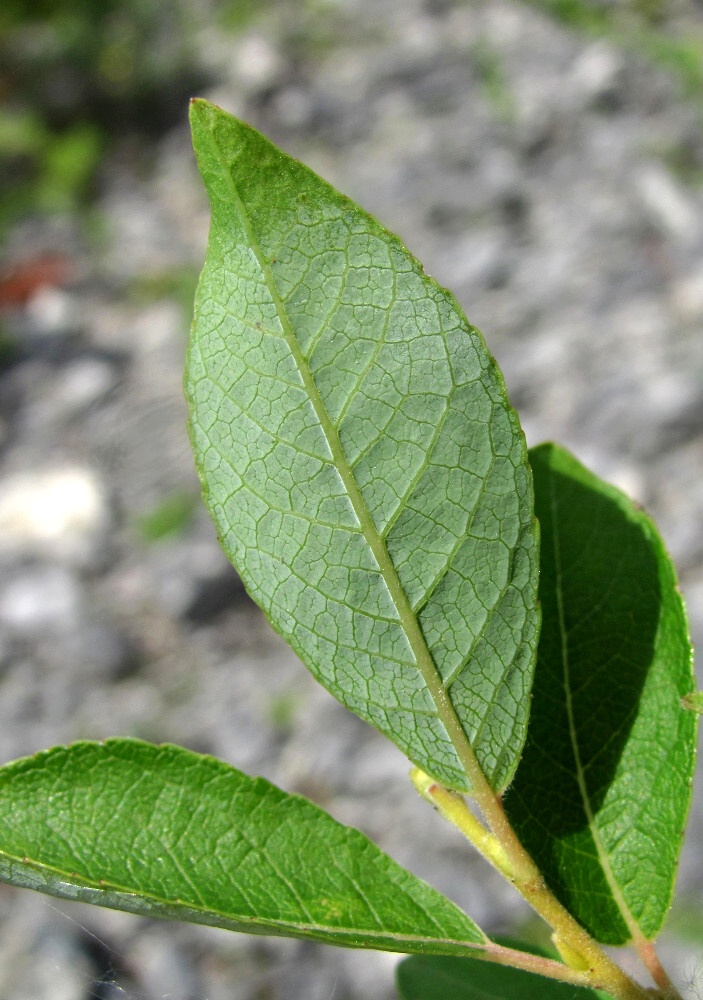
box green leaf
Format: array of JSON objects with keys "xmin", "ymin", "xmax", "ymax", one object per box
[
  {"xmin": 186, "ymin": 99, "xmax": 539, "ymax": 793},
  {"xmin": 396, "ymin": 954, "xmax": 607, "ymax": 1000},
  {"xmin": 0, "ymin": 739, "xmax": 487, "ymax": 955},
  {"xmin": 505, "ymin": 443, "xmax": 697, "ymax": 945}
]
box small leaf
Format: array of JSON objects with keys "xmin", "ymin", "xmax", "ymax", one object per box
[
  {"xmin": 505, "ymin": 443, "xmax": 697, "ymax": 945},
  {"xmin": 0, "ymin": 740, "xmax": 487, "ymax": 955},
  {"xmin": 186, "ymin": 99, "xmax": 539, "ymax": 793},
  {"xmin": 396, "ymin": 954, "xmax": 607, "ymax": 1000}
]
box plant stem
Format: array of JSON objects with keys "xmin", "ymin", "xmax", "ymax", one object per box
[
  {"xmin": 411, "ymin": 768, "xmax": 656, "ymax": 1000},
  {"xmin": 481, "ymin": 941, "xmax": 593, "ymax": 987},
  {"xmin": 635, "ymin": 939, "xmax": 684, "ymax": 1000}
]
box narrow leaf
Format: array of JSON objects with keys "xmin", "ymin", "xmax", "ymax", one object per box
[
  {"xmin": 186, "ymin": 99, "xmax": 539, "ymax": 793},
  {"xmin": 396, "ymin": 954, "xmax": 607, "ymax": 1000},
  {"xmin": 0, "ymin": 740, "xmax": 487, "ymax": 955},
  {"xmin": 505, "ymin": 444, "xmax": 697, "ymax": 944}
]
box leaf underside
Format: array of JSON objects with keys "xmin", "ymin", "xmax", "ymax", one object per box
[
  {"xmin": 505, "ymin": 444, "xmax": 697, "ymax": 945},
  {"xmin": 186, "ymin": 99, "xmax": 539, "ymax": 793},
  {"xmin": 0, "ymin": 740, "xmax": 486, "ymax": 955}
]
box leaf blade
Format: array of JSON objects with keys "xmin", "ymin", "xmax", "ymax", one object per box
[
  {"xmin": 187, "ymin": 99, "xmax": 539, "ymax": 792},
  {"xmin": 0, "ymin": 740, "xmax": 486, "ymax": 955},
  {"xmin": 505, "ymin": 443, "xmax": 697, "ymax": 944}
]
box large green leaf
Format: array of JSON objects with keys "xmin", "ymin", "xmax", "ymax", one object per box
[
  {"xmin": 396, "ymin": 953, "xmax": 608, "ymax": 1000},
  {"xmin": 505, "ymin": 443, "xmax": 697, "ymax": 945},
  {"xmin": 186, "ymin": 99, "xmax": 539, "ymax": 793},
  {"xmin": 0, "ymin": 740, "xmax": 487, "ymax": 954}
]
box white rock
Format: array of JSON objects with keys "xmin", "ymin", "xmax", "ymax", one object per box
[{"xmin": 0, "ymin": 466, "xmax": 108, "ymax": 563}]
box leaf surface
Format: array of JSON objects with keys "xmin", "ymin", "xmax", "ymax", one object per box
[
  {"xmin": 396, "ymin": 954, "xmax": 607, "ymax": 1000},
  {"xmin": 0, "ymin": 740, "xmax": 486, "ymax": 954},
  {"xmin": 682, "ymin": 691, "xmax": 703, "ymax": 714},
  {"xmin": 186, "ymin": 99, "xmax": 539, "ymax": 792},
  {"xmin": 505, "ymin": 444, "xmax": 697, "ymax": 944}
]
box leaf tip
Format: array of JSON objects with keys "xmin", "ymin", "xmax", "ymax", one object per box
[
  {"xmin": 188, "ymin": 98, "xmax": 236, "ymax": 148},
  {"xmin": 189, "ymin": 96, "xmax": 215, "ymax": 131}
]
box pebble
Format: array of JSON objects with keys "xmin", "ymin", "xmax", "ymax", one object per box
[{"xmin": 0, "ymin": 466, "xmax": 109, "ymax": 566}]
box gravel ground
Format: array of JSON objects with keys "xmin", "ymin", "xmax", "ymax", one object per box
[{"xmin": 1, "ymin": 1, "xmax": 703, "ymax": 998}]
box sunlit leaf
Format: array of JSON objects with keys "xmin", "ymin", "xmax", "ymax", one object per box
[{"xmin": 0, "ymin": 740, "xmax": 487, "ymax": 954}]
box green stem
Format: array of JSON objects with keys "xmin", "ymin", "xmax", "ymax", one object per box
[{"xmin": 411, "ymin": 768, "xmax": 657, "ymax": 1000}]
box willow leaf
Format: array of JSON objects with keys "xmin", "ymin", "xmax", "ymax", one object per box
[
  {"xmin": 0, "ymin": 740, "xmax": 487, "ymax": 954},
  {"xmin": 186, "ymin": 99, "xmax": 539, "ymax": 792},
  {"xmin": 505, "ymin": 444, "xmax": 697, "ymax": 944}
]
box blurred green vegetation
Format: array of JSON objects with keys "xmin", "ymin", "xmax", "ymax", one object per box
[
  {"xmin": 136, "ymin": 490, "xmax": 199, "ymax": 542},
  {"xmin": 0, "ymin": 108, "xmax": 104, "ymax": 226},
  {"xmin": 266, "ymin": 690, "xmax": 301, "ymax": 735},
  {"xmin": 473, "ymin": 38, "xmax": 516, "ymax": 124},
  {"xmin": 0, "ymin": 0, "xmax": 273, "ymax": 237},
  {"xmin": 0, "ymin": 1, "xmax": 205, "ymax": 128},
  {"xmin": 0, "ymin": 2, "xmax": 192, "ymax": 235}
]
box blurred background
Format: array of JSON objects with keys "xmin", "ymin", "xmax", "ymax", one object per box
[{"xmin": 1, "ymin": 0, "xmax": 703, "ymax": 997}]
